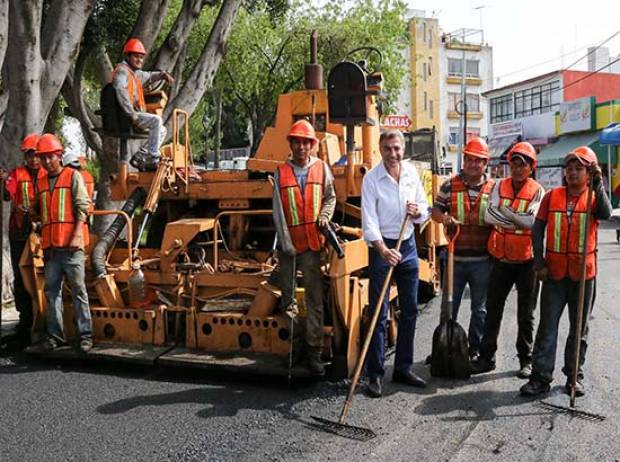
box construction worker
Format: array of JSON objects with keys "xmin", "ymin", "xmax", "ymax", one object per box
[
  {"xmin": 361, "ymin": 129, "xmax": 430, "ymax": 398},
  {"xmin": 432, "ymin": 137, "xmax": 495, "ymax": 361},
  {"xmin": 272, "ymin": 119, "xmax": 336, "ymax": 375},
  {"xmin": 520, "ymin": 147, "xmax": 611, "ymax": 397},
  {"xmin": 471, "ymin": 142, "xmax": 545, "ymax": 378},
  {"xmin": 0, "ymin": 134, "xmax": 42, "ymax": 347},
  {"xmin": 26, "ymin": 134, "xmax": 93, "ymax": 354},
  {"xmin": 112, "ymin": 38, "xmax": 174, "ymax": 171}
]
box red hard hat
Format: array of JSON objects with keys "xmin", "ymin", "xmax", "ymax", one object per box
[
  {"xmin": 565, "ymin": 146, "xmax": 597, "ymax": 167},
  {"xmin": 507, "ymin": 141, "xmax": 537, "ymax": 169},
  {"xmin": 123, "ymin": 38, "xmax": 146, "ymax": 55},
  {"xmin": 287, "ymin": 120, "xmax": 318, "ymax": 143},
  {"xmin": 20, "ymin": 133, "xmax": 40, "ymax": 152},
  {"xmin": 36, "ymin": 133, "xmax": 64, "ymax": 156},
  {"xmin": 463, "ymin": 136, "xmax": 490, "ymax": 159}
]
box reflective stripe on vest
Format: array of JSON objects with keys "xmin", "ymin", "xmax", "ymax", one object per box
[
  {"xmin": 545, "ymin": 187, "xmax": 597, "ymax": 281},
  {"xmin": 487, "ymin": 178, "xmax": 540, "ymax": 262},
  {"xmin": 451, "ymin": 176, "xmax": 494, "ymax": 226},
  {"xmin": 38, "ymin": 168, "xmax": 90, "ymax": 250},
  {"xmin": 11, "ymin": 166, "xmax": 38, "ymax": 230},
  {"xmin": 277, "ymin": 161, "xmax": 325, "ymax": 253},
  {"xmin": 111, "ymin": 63, "xmax": 146, "ymax": 111}
]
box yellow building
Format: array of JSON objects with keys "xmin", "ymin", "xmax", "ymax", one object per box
[{"xmin": 408, "ymin": 16, "xmax": 441, "ymax": 132}]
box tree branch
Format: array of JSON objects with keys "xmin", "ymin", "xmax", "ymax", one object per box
[
  {"xmin": 154, "ymin": 0, "xmax": 206, "ymax": 73},
  {"xmin": 0, "ymin": 0, "xmax": 8, "ymax": 71},
  {"xmin": 41, "ymin": 0, "xmax": 97, "ymax": 62},
  {"xmin": 164, "ymin": 0, "xmax": 242, "ymax": 120},
  {"xmin": 129, "ymin": 0, "xmax": 170, "ymax": 55}
]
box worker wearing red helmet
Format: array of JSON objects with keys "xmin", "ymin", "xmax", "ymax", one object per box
[
  {"xmin": 272, "ymin": 119, "xmax": 336, "ymax": 375},
  {"xmin": 111, "ymin": 38, "xmax": 174, "ymax": 171},
  {"xmin": 26, "ymin": 134, "xmax": 94, "ymax": 355},
  {"xmin": 0, "ymin": 134, "xmax": 43, "ymax": 347},
  {"xmin": 471, "ymin": 142, "xmax": 545, "ymax": 378},
  {"xmin": 432, "ymin": 137, "xmax": 495, "ymax": 361},
  {"xmin": 520, "ymin": 146, "xmax": 612, "ymax": 397}
]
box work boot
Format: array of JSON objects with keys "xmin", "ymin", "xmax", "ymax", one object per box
[
  {"xmin": 79, "ymin": 338, "xmax": 93, "ymax": 354},
  {"xmin": 129, "ymin": 153, "xmax": 147, "ymax": 171},
  {"xmin": 565, "ymin": 378, "xmax": 585, "ymax": 397},
  {"xmin": 366, "ymin": 377, "xmax": 382, "ymax": 398},
  {"xmin": 517, "ymin": 360, "xmax": 532, "ymax": 379},
  {"xmin": 468, "ymin": 347, "xmax": 480, "ymax": 363},
  {"xmin": 25, "ymin": 336, "xmax": 58, "ymax": 354},
  {"xmin": 306, "ymin": 348, "xmax": 325, "ymax": 376},
  {"xmin": 519, "ymin": 378, "xmax": 550, "ymax": 396},
  {"xmin": 392, "ymin": 369, "xmax": 427, "ymax": 388},
  {"xmin": 470, "ymin": 357, "xmax": 496, "ymax": 375},
  {"xmin": 143, "ymin": 155, "xmax": 160, "ymax": 172}
]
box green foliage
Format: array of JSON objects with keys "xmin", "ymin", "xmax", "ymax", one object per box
[{"xmin": 209, "ymin": 0, "xmax": 409, "ymax": 151}]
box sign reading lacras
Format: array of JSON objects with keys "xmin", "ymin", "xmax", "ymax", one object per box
[{"xmin": 559, "ymin": 96, "xmax": 595, "ymax": 134}]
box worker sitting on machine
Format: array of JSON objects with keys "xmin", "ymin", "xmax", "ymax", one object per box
[
  {"xmin": 111, "ymin": 38, "xmax": 174, "ymax": 171},
  {"xmin": 272, "ymin": 119, "xmax": 336, "ymax": 375}
]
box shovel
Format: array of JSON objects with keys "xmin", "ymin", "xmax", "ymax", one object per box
[
  {"xmin": 430, "ymin": 225, "xmax": 470, "ymax": 379},
  {"xmin": 310, "ymin": 215, "xmax": 410, "ymax": 441}
]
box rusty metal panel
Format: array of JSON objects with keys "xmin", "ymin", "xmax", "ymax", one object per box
[{"xmin": 91, "ymin": 307, "xmax": 158, "ymax": 345}]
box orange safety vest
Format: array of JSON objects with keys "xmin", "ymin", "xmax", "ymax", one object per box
[
  {"xmin": 450, "ymin": 176, "xmax": 494, "ymax": 226},
  {"xmin": 79, "ymin": 169, "xmax": 95, "ymax": 212},
  {"xmin": 111, "ymin": 63, "xmax": 146, "ymax": 112},
  {"xmin": 10, "ymin": 166, "xmax": 40, "ymax": 231},
  {"xmin": 278, "ymin": 161, "xmax": 325, "ymax": 253},
  {"xmin": 38, "ymin": 167, "xmax": 90, "ymax": 250},
  {"xmin": 487, "ymin": 177, "xmax": 540, "ymax": 262},
  {"xmin": 545, "ymin": 187, "xmax": 598, "ymax": 281}
]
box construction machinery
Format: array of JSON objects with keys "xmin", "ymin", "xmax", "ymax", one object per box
[{"xmin": 21, "ymin": 34, "xmax": 446, "ymax": 378}]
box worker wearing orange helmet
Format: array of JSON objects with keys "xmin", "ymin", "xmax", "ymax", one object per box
[
  {"xmin": 471, "ymin": 142, "xmax": 545, "ymax": 378},
  {"xmin": 0, "ymin": 134, "xmax": 43, "ymax": 347},
  {"xmin": 26, "ymin": 134, "xmax": 93, "ymax": 354},
  {"xmin": 520, "ymin": 146, "xmax": 612, "ymax": 397},
  {"xmin": 272, "ymin": 119, "xmax": 336, "ymax": 375},
  {"xmin": 111, "ymin": 37, "xmax": 174, "ymax": 171},
  {"xmin": 431, "ymin": 136, "xmax": 495, "ymax": 361}
]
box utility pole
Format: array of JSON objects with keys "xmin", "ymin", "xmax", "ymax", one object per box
[{"xmin": 457, "ymin": 29, "xmax": 467, "ymax": 172}]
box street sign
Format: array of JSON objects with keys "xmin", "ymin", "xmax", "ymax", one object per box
[{"xmin": 381, "ymin": 114, "xmax": 411, "ymax": 129}]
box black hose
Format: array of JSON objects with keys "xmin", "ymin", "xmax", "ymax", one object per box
[{"xmin": 91, "ymin": 187, "xmax": 147, "ymax": 279}]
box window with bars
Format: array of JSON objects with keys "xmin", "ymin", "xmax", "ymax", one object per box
[
  {"xmin": 513, "ymin": 80, "xmax": 561, "ymax": 118},
  {"xmin": 490, "ymin": 94, "xmax": 514, "ymax": 123}
]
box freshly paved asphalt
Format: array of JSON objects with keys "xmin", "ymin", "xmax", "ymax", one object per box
[{"xmin": 1, "ymin": 225, "xmax": 619, "ymax": 461}]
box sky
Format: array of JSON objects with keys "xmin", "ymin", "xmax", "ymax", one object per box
[{"xmin": 407, "ymin": 0, "xmax": 620, "ymax": 87}]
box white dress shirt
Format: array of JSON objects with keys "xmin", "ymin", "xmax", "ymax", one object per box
[{"xmin": 361, "ymin": 160, "xmax": 430, "ymax": 243}]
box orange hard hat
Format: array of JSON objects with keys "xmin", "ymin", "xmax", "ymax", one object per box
[
  {"xmin": 463, "ymin": 136, "xmax": 490, "ymax": 159},
  {"xmin": 565, "ymin": 146, "xmax": 597, "ymax": 167},
  {"xmin": 20, "ymin": 133, "xmax": 40, "ymax": 152},
  {"xmin": 507, "ymin": 141, "xmax": 537, "ymax": 169},
  {"xmin": 123, "ymin": 38, "xmax": 146, "ymax": 55},
  {"xmin": 287, "ymin": 120, "xmax": 318, "ymax": 143},
  {"xmin": 36, "ymin": 133, "xmax": 64, "ymax": 156}
]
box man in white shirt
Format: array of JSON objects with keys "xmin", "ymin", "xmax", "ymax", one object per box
[{"xmin": 361, "ymin": 129, "xmax": 430, "ymax": 398}]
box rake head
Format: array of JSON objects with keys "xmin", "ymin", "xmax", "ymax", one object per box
[
  {"xmin": 539, "ymin": 400, "xmax": 606, "ymax": 422},
  {"xmin": 310, "ymin": 415, "xmax": 377, "ymax": 441}
]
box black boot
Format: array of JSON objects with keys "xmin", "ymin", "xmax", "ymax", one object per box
[{"xmin": 306, "ymin": 347, "xmax": 325, "ymax": 376}]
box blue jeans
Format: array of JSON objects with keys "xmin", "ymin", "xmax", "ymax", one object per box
[
  {"xmin": 44, "ymin": 249, "xmax": 92, "ymax": 341},
  {"xmin": 366, "ymin": 237, "xmax": 420, "ymax": 380},
  {"xmin": 452, "ymin": 258, "xmax": 491, "ymax": 352},
  {"xmin": 531, "ymin": 277, "xmax": 595, "ymax": 384}
]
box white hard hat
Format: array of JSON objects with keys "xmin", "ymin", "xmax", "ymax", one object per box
[{"xmin": 62, "ymin": 152, "xmax": 80, "ymax": 168}]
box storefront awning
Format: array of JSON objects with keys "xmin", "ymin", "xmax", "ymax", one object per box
[
  {"xmin": 488, "ymin": 136, "xmax": 518, "ymax": 165},
  {"xmin": 600, "ymin": 123, "xmax": 620, "ymax": 145},
  {"xmin": 537, "ymin": 131, "xmax": 617, "ymax": 167}
]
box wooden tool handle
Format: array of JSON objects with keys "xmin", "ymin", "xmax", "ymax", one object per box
[{"xmin": 339, "ymin": 215, "xmax": 410, "ymax": 424}]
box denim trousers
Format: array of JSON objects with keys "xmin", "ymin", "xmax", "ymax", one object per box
[
  {"xmin": 135, "ymin": 112, "xmax": 166, "ymax": 159},
  {"xmin": 366, "ymin": 237, "xmax": 419, "ymax": 380},
  {"xmin": 531, "ymin": 277, "xmax": 595, "ymax": 384},
  {"xmin": 452, "ymin": 258, "xmax": 492, "ymax": 352},
  {"xmin": 479, "ymin": 259, "xmax": 539, "ymax": 363},
  {"xmin": 44, "ymin": 249, "xmax": 92, "ymax": 341}
]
